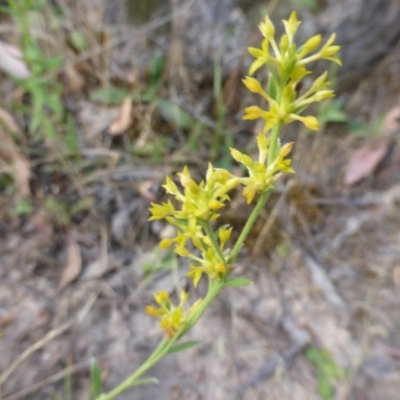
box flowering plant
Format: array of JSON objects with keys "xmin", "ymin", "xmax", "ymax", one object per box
[{"xmin": 96, "ymin": 12, "xmax": 341, "ymax": 399}]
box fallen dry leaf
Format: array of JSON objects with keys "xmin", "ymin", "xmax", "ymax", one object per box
[
  {"xmin": 82, "ymin": 226, "xmax": 108, "ymax": 279},
  {"xmin": 0, "ymin": 125, "xmax": 30, "ymax": 196},
  {"xmin": 0, "ymin": 313, "xmax": 15, "ymax": 328},
  {"xmin": 58, "ymin": 231, "xmax": 82, "ymax": 291},
  {"xmin": 108, "ymin": 97, "xmax": 132, "ymax": 135},
  {"xmin": 0, "ymin": 107, "xmax": 22, "ymax": 136},
  {"xmin": 0, "ymin": 40, "xmax": 30, "ymax": 79},
  {"xmin": 382, "ymin": 105, "xmax": 400, "ymax": 136},
  {"xmin": 393, "ymin": 266, "xmax": 400, "ymax": 291},
  {"xmin": 63, "ymin": 66, "xmax": 85, "ymax": 93},
  {"xmin": 344, "ymin": 138, "xmax": 390, "ymax": 186}
]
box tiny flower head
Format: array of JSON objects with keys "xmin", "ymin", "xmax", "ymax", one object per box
[
  {"xmin": 289, "ymin": 114, "xmax": 319, "ymax": 130},
  {"xmin": 259, "ymin": 15, "xmax": 275, "ymax": 39},
  {"xmin": 243, "ymin": 105, "xmax": 268, "ymax": 121},
  {"xmin": 149, "ymin": 200, "xmax": 176, "ymax": 221},
  {"xmin": 218, "ymin": 226, "xmax": 233, "ymax": 249},
  {"xmin": 299, "ymin": 34, "xmax": 322, "ymax": 57},
  {"xmin": 242, "ymin": 76, "xmax": 272, "ymax": 102},
  {"xmin": 248, "ymin": 38, "xmax": 270, "ymax": 75},
  {"xmin": 145, "ymin": 290, "xmax": 200, "ymax": 338},
  {"xmin": 282, "ymin": 12, "xmax": 301, "ymax": 43}
]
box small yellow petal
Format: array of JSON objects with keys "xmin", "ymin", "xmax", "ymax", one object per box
[
  {"xmin": 248, "ymin": 47, "xmax": 265, "ymax": 58},
  {"xmin": 280, "ymin": 142, "xmax": 294, "ymax": 157},
  {"xmin": 291, "ymin": 114, "xmax": 319, "ymax": 130},
  {"xmin": 145, "ymin": 305, "xmax": 163, "ymax": 317},
  {"xmin": 243, "ymin": 186, "xmax": 256, "ymax": 204},
  {"xmin": 154, "ymin": 290, "xmax": 170, "ymax": 305},
  {"xmin": 259, "ymin": 15, "xmax": 275, "ymax": 39},
  {"xmin": 208, "ymin": 199, "xmax": 225, "ymax": 211},
  {"xmin": 242, "ymin": 76, "xmax": 263, "ymax": 93},
  {"xmin": 282, "ymin": 11, "xmax": 301, "ymax": 40},
  {"xmin": 302, "ymin": 34, "xmax": 322, "ymax": 54},
  {"xmin": 179, "ymin": 290, "xmax": 189, "ymax": 304},
  {"xmin": 243, "ymin": 105, "xmax": 264, "ymax": 120},
  {"xmin": 187, "ymin": 266, "xmax": 203, "ymax": 288},
  {"xmin": 159, "ymin": 238, "xmax": 174, "ymax": 249}
]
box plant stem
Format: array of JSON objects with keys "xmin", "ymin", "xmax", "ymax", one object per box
[
  {"xmin": 97, "ymin": 280, "xmax": 225, "ymax": 400},
  {"xmin": 201, "ymin": 221, "xmax": 228, "ymax": 268},
  {"xmin": 228, "ymin": 124, "xmax": 282, "ymax": 264},
  {"xmin": 185, "ymin": 279, "xmax": 225, "ymax": 331},
  {"xmin": 227, "ymin": 189, "xmax": 271, "ymax": 264},
  {"xmin": 97, "ymin": 338, "xmax": 168, "ymax": 400},
  {"xmin": 267, "ymin": 124, "xmax": 281, "ymax": 168}
]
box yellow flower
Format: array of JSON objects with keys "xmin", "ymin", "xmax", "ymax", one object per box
[
  {"xmin": 244, "ymin": 12, "xmax": 341, "ymax": 134},
  {"xmin": 248, "ymin": 38, "xmax": 271, "ymax": 76},
  {"xmin": 187, "ymin": 246, "xmax": 229, "ymax": 287},
  {"xmin": 299, "ymin": 33, "xmax": 341, "ymax": 66},
  {"xmin": 299, "ymin": 34, "xmax": 322, "ymax": 57},
  {"xmin": 145, "ymin": 290, "xmax": 201, "ymax": 338},
  {"xmin": 282, "ymin": 11, "xmax": 301, "ymax": 44},
  {"xmin": 230, "ymin": 142, "xmax": 295, "ymax": 204},
  {"xmin": 289, "ymin": 114, "xmax": 319, "ymax": 130},
  {"xmin": 259, "ymin": 15, "xmax": 275, "ymax": 40},
  {"xmin": 149, "ymin": 200, "xmax": 176, "ymax": 221}
]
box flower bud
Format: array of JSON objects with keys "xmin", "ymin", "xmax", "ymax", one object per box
[
  {"xmin": 259, "ymin": 16, "xmax": 275, "ymax": 39},
  {"xmin": 303, "ymin": 34, "xmax": 322, "ymax": 54},
  {"xmin": 242, "ymin": 76, "xmax": 263, "ymax": 94}
]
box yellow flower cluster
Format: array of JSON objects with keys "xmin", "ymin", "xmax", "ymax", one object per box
[
  {"xmin": 149, "ymin": 164, "xmax": 237, "ymax": 285},
  {"xmin": 150, "ymin": 164, "xmax": 239, "ymax": 224},
  {"xmin": 244, "ymin": 11, "xmax": 341, "ymax": 132},
  {"xmin": 231, "ymin": 135, "xmax": 294, "ymax": 204},
  {"xmin": 146, "ymin": 12, "xmax": 341, "ymax": 337},
  {"xmin": 145, "ymin": 290, "xmax": 201, "ymax": 338}
]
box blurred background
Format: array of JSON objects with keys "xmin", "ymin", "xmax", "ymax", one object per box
[{"xmin": 1, "ymin": 0, "xmax": 400, "ymax": 399}]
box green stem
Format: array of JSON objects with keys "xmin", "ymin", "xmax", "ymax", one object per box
[
  {"xmin": 267, "ymin": 124, "xmax": 281, "ymax": 168},
  {"xmin": 97, "ymin": 338, "xmax": 168, "ymax": 400},
  {"xmin": 97, "ymin": 280, "xmax": 225, "ymax": 400},
  {"xmin": 98, "ymin": 121, "xmax": 283, "ymax": 400},
  {"xmin": 228, "ymin": 123, "xmax": 282, "ymax": 264},
  {"xmin": 201, "ymin": 221, "xmax": 228, "ymax": 268},
  {"xmin": 185, "ymin": 279, "xmax": 224, "ymax": 331},
  {"xmin": 228, "ymin": 189, "xmax": 271, "ymax": 264}
]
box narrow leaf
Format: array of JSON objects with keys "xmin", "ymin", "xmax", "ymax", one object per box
[
  {"xmin": 90, "ymin": 358, "xmax": 102, "ymax": 398},
  {"xmin": 168, "ymin": 340, "xmax": 203, "ymax": 354},
  {"xmin": 129, "ymin": 377, "xmax": 159, "ymax": 387},
  {"xmin": 225, "ymin": 277, "xmax": 253, "ymax": 288},
  {"xmin": 156, "ymin": 98, "xmax": 194, "ymax": 129}
]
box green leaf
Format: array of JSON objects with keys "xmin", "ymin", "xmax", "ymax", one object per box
[
  {"xmin": 12, "ymin": 199, "xmax": 33, "ymax": 217},
  {"xmin": 63, "ymin": 115, "xmax": 79, "ymax": 153},
  {"xmin": 267, "ymin": 74, "xmax": 278, "ymax": 100},
  {"xmin": 70, "ymin": 197, "xmax": 95, "ymax": 217},
  {"xmin": 167, "ymin": 340, "xmax": 203, "ymax": 354},
  {"xmin": 156, "ymin": 98, "xmax": 194, "ymax": 129},
  {"xmin": 40, "ymin": 56, "xmax": 63, "ymax": 71},
  {"xmin": 129, "ymin": 377, "xmax": 159, "ymax": 387},
  {"xmin": 0, "ymin": 5, "xmax": 13, "ymax": 14},
  {"xmin": 90, "ymin": 358, "xmax": 102, "ymax": 398},
  {"xmin": 68, "ymin": 31, "xmax": 88, "ymax": 52},
  {"xmin": 291, "ymin": 0, "xmax": 319, "ymax": 12},
  {"xmin": 44, "ymin": 93, "xmax": 64, "ymax": 119},
  {"xmin": 319, "ymin": 100, "xmax": 347, "ymax": 124},
  {"xmin": 317, "ymin": 377, "xmax": 334, "ymax": 400},
  {"xmin": 225, "ymin": 277, "xmax": 253, "ymax": 288},
  {"xmin": 141, "ymin": 54, "xmax": 165, "ymax": 101},
  {"xmin": 29, "ymin": 86, "xmax": 44, "ymax": 134},
  {"xmin": 89, "ymin": 87, "xmax": 130, "ymax": 105}
]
